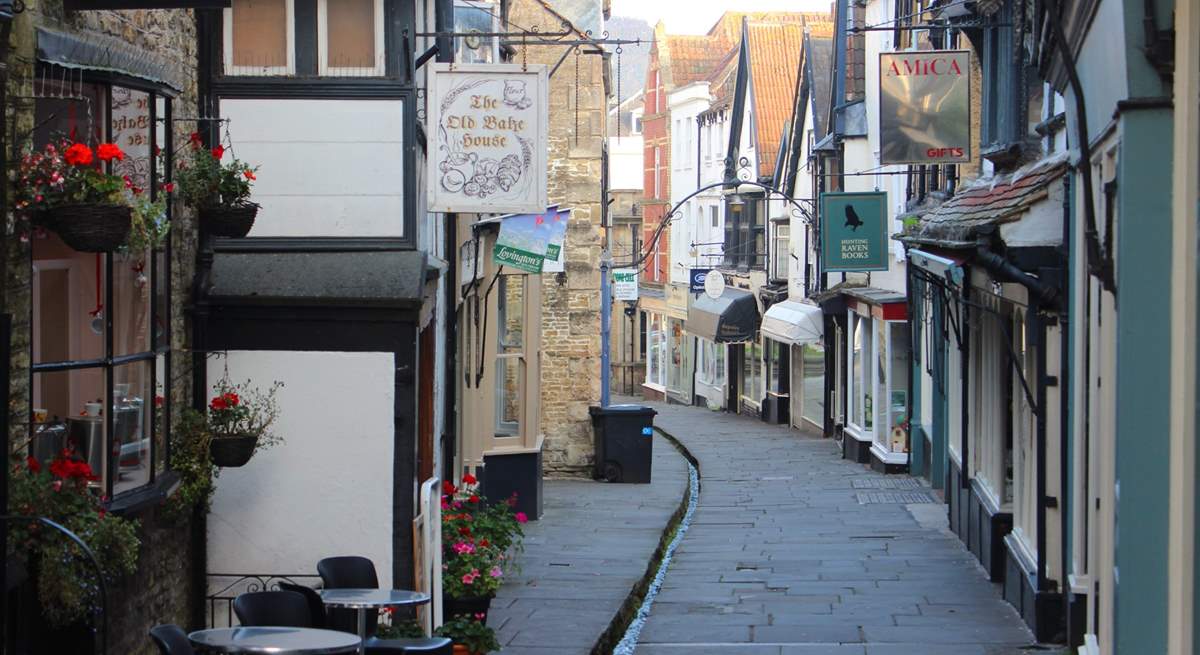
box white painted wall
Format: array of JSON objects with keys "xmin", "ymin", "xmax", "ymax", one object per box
[
  {"xmin": 207, "ymin": 351, "xmax": 394, "ymax": 585},
  {"xmin": 669, "ymin": 83, "xmax": 713, "ymax": 286},
  {"xmin": 223, "ymin": 99, "xmax": 406, "ymax": 238}
]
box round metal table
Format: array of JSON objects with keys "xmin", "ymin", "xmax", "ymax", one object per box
[
  {"xmin": 319, "ymin": 589, "xmax": 431, "ymax": 654},
  {"xmin": 188, "ymin": 627, "xmax": 361, "ymax": 654}
]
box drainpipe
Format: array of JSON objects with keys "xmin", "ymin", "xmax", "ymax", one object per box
[
  {"xmin": 960, "ymin": 283, "xmax": 970, "ymax": 489},
  {"xmin": 1058, "ymin": 174, "xmax": 1074, "ymax": 645},
  {"xmin": 1033, "ymin": 307, "xmax": 1049, "ymax": 600},
  {"xmin": 974, "ymin": 246, "xmax": 1061, "ymax": 311}
]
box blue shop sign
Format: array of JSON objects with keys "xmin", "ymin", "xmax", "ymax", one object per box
[{"xmin": 689, "ymin": 268, "xmax": 713, "ymax": 293}]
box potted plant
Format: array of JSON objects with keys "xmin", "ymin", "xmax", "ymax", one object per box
[
  {"xmin": 14, "ymin": 140, "xmax": 135, "ymax": 252},
  {"xmin": 122, "ymin": 178, "xmax": 173, "ymax": 254},
  {"xmin": 205, "ymin": 378, "xmax": 285, "ymax": 467},
  {"xmin": 176, "ymin": 133, "xmax": 260, "ymax": 237},
  {"xmin": 7, "ymin": 450, "xmax": 140, "ymax": 630},
  {"xmin": 162, "ymin": 408, "xmax": 217, "ymax": 521},
  {"xmin": 434, "ymin": 615, "xmax": 501, "ymax": 655},
  {"xmin": 441, "ymin": 475, "xmax": 527, "ymax": 623}
]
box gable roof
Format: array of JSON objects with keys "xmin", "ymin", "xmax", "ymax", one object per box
[
  {"xmin": 746, "ymin": 21, "xmax": 807, "ymax": 177},
  {"xmin": 807, "ymin": 37, "xmax": 834, "ymax": 139}
]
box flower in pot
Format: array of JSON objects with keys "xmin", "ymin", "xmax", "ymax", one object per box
[
  {"xmin": 434, "ymin": 615, "xmax": 501, "ymax": 655},
  {"xmin": 206, "ymin": 378, "xmax": 284, "ymax": 467},
  {"xmin": 7, "ymin": 450, "xmax": 140, "ymax": 628},
  {"xmin": 14, "ymin": 140, "xmax": 136, "ymax": 252},
  {"xmin": 176, "ymin": 133, "xmax": 261, "ymax": 237},
  {"xmin": 440, "ymin": 475, "xmax": 527, "ymax": 622}
]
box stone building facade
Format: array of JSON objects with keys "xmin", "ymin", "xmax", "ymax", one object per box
[
  {"xmin": 507, "ymin": 0, "xmax": 607, "ymax": 476},
  {"xmin": 2, "ymin": 5, "xmax": 200, "ymax": 653}
]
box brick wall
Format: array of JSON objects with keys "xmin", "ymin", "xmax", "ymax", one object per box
[
  {"xmin": 2, "ymin": 5, "xmax": 201, "ymax": 652},
  {"xmin": 507, "ymin": 0, "xmax": 606, "ymax": 476}
]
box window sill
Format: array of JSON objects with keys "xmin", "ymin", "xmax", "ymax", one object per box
[
  {"xmin": 642, "ymin": 382, "xmax": 666, "ymax": 392},
  {"xmin": 980, "ymin": 142, "xmax": 1023, "ymax": 168},
  {"xmin": 107, "ymin": 470, "xmax": 181, "ymax": 517},
  {"xmin": 844, "ymin": 424, "xmax": 872, "ymax": 442}
]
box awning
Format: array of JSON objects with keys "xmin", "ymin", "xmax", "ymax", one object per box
[
  {"xmin": 37, "ymin": 26, "xmax": 184, "ymax": 95},
  {"xmin": 760, "ymin": 300, "xmax": 824, "ymax": 346},
  {"xmin": 685, "ymin": 288, "xmax": 759, "ymax": 343},
  {"xmin": 908, "ymin": 248, "xmax": 966, "ymax": 285}
]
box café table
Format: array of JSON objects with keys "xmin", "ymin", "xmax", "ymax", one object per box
[
  {"xmin": 318, "ymin": 589, "xmax": 431, "ymax": 655},
  {"xmin": 188, "ymin": 626, "xmax": 361, "ymax": 654}
]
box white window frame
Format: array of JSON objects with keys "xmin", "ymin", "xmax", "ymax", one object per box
[
  {"xmin": 847, "ymin": 310, "xmax": 874, "ymax": 439},
  {"xmin": 318, "ymin": 0, "xmax": 386, "ymax": 76},
  {"xmin": 452, "ymin": 0, "xmax": 501, "ymax": 64},
  {"xmin": 654, "ymin": 147, "xmax": 661, "ymax": 199},
  {"xmin": 224, "ymin": 0, "xmax": 297, "ymax": 76}
]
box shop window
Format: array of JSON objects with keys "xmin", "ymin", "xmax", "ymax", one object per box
[
  {"xmin": 224, "ymin": 0, "xmax": 386, "ymax": 76},
  {"xmin": 849, "ymin": 312, "xmax": 874, "ymax": 433},
  {"xmin": 667, "ymin": 319, "xmax": 687, "ymax": 394},
  {"xmin": 766, "ymin": 339, "xmax": 788, "ymax": 394},
  {"xmin": 771, "ymin": 222, "xmax": 790, "ymax": 281},
  {"xmin": 724, "ymin": 198, "xmax": 765, "ymax": 271},
  {"xmin": 885, "ymin": 322, "xmax": 910, "ymax": 453},
  {"xmin": 800, "ymin": 343, "xmax": 824, "ymax": 427},
  {"xmin": 29, "ymin": 76, "xmax": 173, "ymax": 500},
  {"xmin": 741, "ymin": 339, "xmax": 764, "ymax": 405},
  {"xmin": 645, "ymin": 313, "xmax": 667, "ymax": 388},
  {"xmin": 226, "ymin": 0, "xmax": 295, "ymax": 75},
  {"xmin": 495, "ymin": 274, "xmax": 525, "ymax": 437},
  {"xmin": 453, "ymin": 0, "xmax": 500, "ymax": 63}
]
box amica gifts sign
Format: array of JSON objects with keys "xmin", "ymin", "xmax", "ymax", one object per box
[
  {"xmin": 820, "ymin": 192, "xmax": 889, "ymax": 272},
  {"xmin": 427, "ymin": 63, "xmax": 549, "ymax": 213},
  {"xmin": 879, "ymin": 50, "xmax": 971, "ymax": 165}
]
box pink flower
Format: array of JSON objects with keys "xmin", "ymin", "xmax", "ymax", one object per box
[
  {"xmin": 489, "ymin": 566, "xmax": 503, "ymax": 578},
  {"xmin": 515, "ymin": 512, "xmax": 528, "ymax": 524},
  {"xmin": 461, "ymin": 568, "xmax": 480, "ymax": 585},
  {"xmin": 475, "ymin": 612, "xmax": 487, "ymax": 620},
  {"xmin": 453, "ymin": 541, "xmax": 475, "ymax": 555}
]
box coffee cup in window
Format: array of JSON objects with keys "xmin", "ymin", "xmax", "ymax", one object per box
[{"xmin": 84, "ymin": 402, "xmax": 101, "ymax": 418}]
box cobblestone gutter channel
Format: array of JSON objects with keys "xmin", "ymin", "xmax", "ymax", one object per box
[{"xmin": 593, "ymin": 428, "xmax": 701, "ymax": 655}]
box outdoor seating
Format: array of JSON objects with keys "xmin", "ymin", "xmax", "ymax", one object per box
[
  {"xmin": 278, "ymin": 581, "xmax": 328, "ymax": 629},
  {"xmin": 149, "ymin": 624, "xmax": 194, "ymax": 655},
  {"xmin": 232, "ymin": 590, "xmax": 313, "ymax": 628},
  {"xmin": 366, "ymin": 636, "xmax": 452, "ymax": 655},
  {"xmin": 318, "ymin": 556, "xmax": 380, "ymax": 635}
]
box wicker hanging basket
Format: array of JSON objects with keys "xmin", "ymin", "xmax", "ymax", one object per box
[
  {"xmin": 40, "ymin": 204, "xmax": 132, "ymax": 253},
  {"xmin": 209, "ymin": 433, "xmax": 260, "ymax": 467},
  {"xmin": 199, "ymin": 203, "xmax": 259, "ymax": 238}
]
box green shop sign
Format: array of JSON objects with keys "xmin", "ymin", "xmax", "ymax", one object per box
[
  {"xmin": 820, "ymin": 191, "xmax": 889, "ymax": 272},
  {"xmin": 494, "ymin": 210, "xmax": 557, "ymax": 273}
]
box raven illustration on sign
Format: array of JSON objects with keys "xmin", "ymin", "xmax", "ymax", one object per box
[{"xmin": 844, "ymin": 204, "xmax": 865, "ymax": 231}]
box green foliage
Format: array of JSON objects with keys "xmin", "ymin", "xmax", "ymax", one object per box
[
  {"xmin": 375, "ymin": 615, "xmax": 427, "ymax": 639},
  {"xmin": 161, "ymin": 408, "xmax": 217, "ymax": 522},
  {"xmin": 8, "ymin": 452, "xmax": 140, "ymax": 627},
  {"xmin": 435, "ymin": 615, "xmax": 501, "ymax": 654},
  {"xmin": 124, "ymin": 193, "xmax": 171, "ymax": 253},
  {"xmin": 175, "ymin": 134, "xmax": 259, "ymax": 209}
]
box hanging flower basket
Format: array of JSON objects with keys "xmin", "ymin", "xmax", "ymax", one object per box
[
  {"xmin": 209, "ymin": 433, "xmax": 259, "ymax": 468},
  {"xmin": 200, "ymin": 202, "xmax": 258, "ymax": 238},
  {"xmin": 40, "ymin": 204, "xmax": 132, "ymax": 253}
]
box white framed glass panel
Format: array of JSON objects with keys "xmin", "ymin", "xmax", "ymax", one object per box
[
  {"xmin": 225, "ymin": 0, "xmax": 296, "ymax": 76},
  {"xmin": 319, "ymin": 0, "xmax": 386, "ymax": 76},
  {"xmin": 453, "ymin": 0, "xmax": 500, "ymax": 63}
]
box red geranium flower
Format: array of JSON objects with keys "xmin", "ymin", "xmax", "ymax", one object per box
[
  {"xmin": 468, "ymin": 495, "xmax": 480, "ymax": 504},
  {"xmin": 225, "ymin": 392, "xmax": 240, "ymax": 406},
  {"xmin": 443, "ymin": 480, "xmax": 457, "ymax": 496},
  {"xmin": 96, "ymin": 143, "xmax": 125, "ymax": 162},
  {"xmin": 210, "ymin": 396, "xmax": 228, "ymax": 411},
  {"xmin": 189, "ymin": 132, "xmax": 203, "ymax": 149},
  {"xmin": 211, "ymin": 145, "xmax": 225, "ymax": 159},
  {"xmin": 64, "ymin": 143, "xmax": 93, "ymax": 166},
  {"xmin": 458, "ymin": 526, "xmax": 471, "ymax": 537},
  {"xmin": 463, "ymin": 473, "xmax": 477, "ymax": 485},
  {"xmin": 161, "ymin": 182, "xmax": 176, "ymax": 193},
  {"xmin": 26, "ymin": 456, "xmax": 40, "ymax": 473},
  {"xmin": 243, "ymin": 169, "xmax": 256, "ymax": 180}
]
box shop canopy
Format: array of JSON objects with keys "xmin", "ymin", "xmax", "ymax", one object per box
[
  {"xmin": 36, "ymin": 26, "xmax": 185, "ymax": 95},
  {"xmin": 760, "ymin": 300, "xmax": 824, "ymax": 347},
  {"xmin": 685, "ymin": 288, "xmax": 760, "ymax": 344}
]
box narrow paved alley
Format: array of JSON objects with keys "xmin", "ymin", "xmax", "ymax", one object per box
[{"xmin": 635, "ymin": 400, "xmax": 1039, "ymax": 655}]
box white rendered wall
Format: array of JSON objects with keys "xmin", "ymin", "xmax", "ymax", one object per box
[
  {"xmin": 207, "ymin": 351, "xmax": 395, "ymax": 585},
  {"xmin": 222, "ymin": 99, "xmax": 405, "ymax": 238}
]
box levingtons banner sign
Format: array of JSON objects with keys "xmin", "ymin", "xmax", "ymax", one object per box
[
  {"xmin": 493, "ymin": 209, "xmax": 564, "ymax": 274},
  {"xmin": 820, "ymin": 192, "xmax": 889, "ymax": 273},
  {"xmin": 428, "ymin": 63, "xmax": 549, "ymax": 213},
  {"xmin": 879, "ymin": 50, "xmax": 971, "ymax": 165}
]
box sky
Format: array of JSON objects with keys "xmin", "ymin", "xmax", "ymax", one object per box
[{"xmin": 609, "ymin": 0, "xmax": 832, "ymax": 34}]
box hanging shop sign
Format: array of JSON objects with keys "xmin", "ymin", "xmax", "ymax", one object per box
[
  {"xmin": 541, "ymin": 206, "xmax": 571, "ymax": 273},
  {"xmin": 494, "ymin": 211, "xmax": 556, "ymax": 274},
  {"xmin": 613, "ymin": 269, "xmax": 639, "ymax": 301},
  {"xmin": 689, "ymin": 268, "xmax": 713, "ymax": 293},
  {"xmin": 879, "ymin": 50, "xmax": 971, "ymax": 165},
  {"xmin": 820, "ymin": 191, "xmax": 889, "ymax": 272},
  {"xmin": 704, "ymin": 269, "xmax": 726, "ymax": 299},
  {"xmin": 427, "ymin": 63, "xmax": 549, "ymax": 213}
]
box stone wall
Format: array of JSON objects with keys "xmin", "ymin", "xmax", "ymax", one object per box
[
  {"xmin": 2, "ymin": 4, "xmax": 201, "ymax": 652},
  {"xmin": 508, "ymin": 0, "xmax": 606, "ymax": 476}
]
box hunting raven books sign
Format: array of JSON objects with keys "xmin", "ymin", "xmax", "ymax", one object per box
[
  {"xmin": 879, "ymin": 50, "xmax": 971, "ymax": 165},
  {"xmin": 821, "ymin": 192, "xmax": 888, "ymax": 272},
  {"xmin": 427, "ymin": 63, "xmax": 549, "ymax": 213}
]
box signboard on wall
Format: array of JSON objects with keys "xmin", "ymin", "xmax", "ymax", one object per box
[
  {"xmin": 427, "ymin": 63, "xmax": 549, "ymax": 213},
  {"xmin": 820, "ymin": 192, "xmax": 889, "ymax": 272},
  {"xmin": 689, "ymin": 268, "xmax": 712, "ymax": 293},
  {"xmin": 879, "ymin": 50, "xmax": 971, "ymax": 165},
  {"xmin": 613, "ymin": 269, "xmax": 639, "ymax": 300}
]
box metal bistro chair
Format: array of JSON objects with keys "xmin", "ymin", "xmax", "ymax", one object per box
[
  {"xmin": 232, "ymin": 590, "xmax": 313, "ymax": 628},
  {"xmin": 148, "ymin": 624, "xmax": 194, "ymax": 655},
  {"xmin": 317, "ymin": 556, "xmax": 451, "ymax": 655},
  {"xmin": 278, "ymin": 581, "xmax": 328, "ymax": 629}
]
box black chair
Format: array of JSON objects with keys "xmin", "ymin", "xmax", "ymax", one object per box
[
  {"xmin": 366, "ymin": 636, "xmax": 452, "ymax": 655},
  {"xmin": 232, "ymin": 590, "xmax": 312, "ymax": 628},
  {"xmin": 148, "ymin": 624, "xmax": 194, "ymax": 655},
  {"xmin": 278, "ymin": 581, "xmax": 327, "ymax": 629},
  {"xmin": 318, "ymin": 556, "xmax": 380, "ymax": 635}
]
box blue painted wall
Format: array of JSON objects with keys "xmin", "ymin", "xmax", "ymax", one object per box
[{"xmin": 1113, "ymin": 107, "xmax": 1173, "ymax": 655}]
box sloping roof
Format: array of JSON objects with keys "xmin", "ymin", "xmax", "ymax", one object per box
[
  {"xmin": 746, "ymin": 21, "xmax": 807, "ymax": 177},
  {"xmin": 808, "ymin": 37, "xmax": 834, "ymax": 139},
  {"xmin": 663, "ymin": 34, "xmax": 729, "ymax": 87},
  {"xmin": 907, "ymin": 153, "xmax": 1070, "ymax": 245}
]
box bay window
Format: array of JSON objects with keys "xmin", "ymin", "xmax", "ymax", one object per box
[{"xmin": 30, "ymin": 74, "xmax": 174, "ymax": 501}]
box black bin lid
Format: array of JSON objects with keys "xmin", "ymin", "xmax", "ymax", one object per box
[{"xmin": 589, "ymin": 404, "xmax": 657, "ymax": 416}]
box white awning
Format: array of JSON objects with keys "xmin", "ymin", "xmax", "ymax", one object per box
[{"xmin": 760, "ymin": 300, "xmax": 824, "ymax": 346}]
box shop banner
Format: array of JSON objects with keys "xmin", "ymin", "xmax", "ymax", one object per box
[
  {"xmin": 613, "ymin": 269, "xmax": 638, "ymax": 301},
  {"xmin": 820, "ymin": 191, "xmax": 889, "ymax": 272},
  {"xmin": 427, "ymin": 63, "xmax": 549, "ymax": 213},
  {"xmin": 879, "ymin": 50, "xmax": 971, "ymax": 165},
  {"xmin": 542, "ymin": 206, "xmax": 571, "ymax": 265},
  {"xmin": 689, "ymin": 268, "xmax": 712, "ymax": 293},
  {"xmin": 494, "ymin": 211, "xmax": 556, "ymax": 273}
]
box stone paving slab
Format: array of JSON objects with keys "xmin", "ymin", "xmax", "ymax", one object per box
[
  {"xmin": 633, "ymin": 399, "xmax": 1041, "ymax": 654},
  {"xmin": 490, "ymin": 434, "xmax": 688, "ymax": 655}
]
